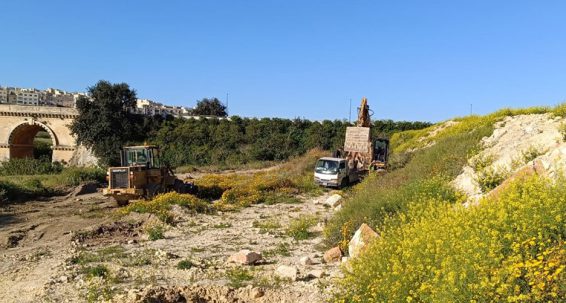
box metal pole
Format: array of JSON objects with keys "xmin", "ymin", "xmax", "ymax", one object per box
[{"xmin": 349, "ymin": 98, "xmax": 352, "ymax": 124}]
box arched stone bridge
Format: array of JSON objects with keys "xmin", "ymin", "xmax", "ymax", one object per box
[{"xmin": 0, "ymin": 104, "xmax": 83, "ymax": 163}]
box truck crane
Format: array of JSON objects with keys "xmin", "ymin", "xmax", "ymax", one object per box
[{"xmin": 313, "ymin": 97, "xmax": 389, "ymax": 188}]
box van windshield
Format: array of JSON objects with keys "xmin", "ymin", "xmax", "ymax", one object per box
[{"xmin": 315, "ymin": 160, "xmax": 340, "ymax": 175}]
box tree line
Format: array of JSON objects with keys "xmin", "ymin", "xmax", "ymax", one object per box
[{"xmin": 71, "ymin": 80, "xmax": 432, "ymax": 167}]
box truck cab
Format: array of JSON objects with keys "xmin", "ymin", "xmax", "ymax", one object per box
[{"xmin": 313, "ymin": 157, "xmax": 360, "ymax": 188}]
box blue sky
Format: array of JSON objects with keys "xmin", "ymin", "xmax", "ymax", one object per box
[{"xmin": 1, "ymin": 1, "xmax": 566, "ymax": 122}]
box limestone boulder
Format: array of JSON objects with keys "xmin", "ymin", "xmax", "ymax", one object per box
[
  {"xmin": 227, "ymin": 250, "xmax": 262, "ymax": 265},
  {"xmin": 306, "ymin": 269, "xmax": 326, "ymax": 279},
  {"xmin": 324, "ymin": 194, "xmax": 343, "ymax": 208},
  {"xmin": 348, "ymin": 223, "xmax": 379, "ymax": 258},
  {"xmin": 275, "ymin": 265, "xmax": 298, "ymax": 281},
  {"xmin": 323, "ymin": 246, "xmax": 342, "ymax": 264}
]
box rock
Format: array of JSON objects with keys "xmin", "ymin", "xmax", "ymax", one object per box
[
  {"xmin": 306, "ymin": 269, "xmax": 326, "ymax": 279},
  {"xmin": 275, "ymin": 265, "xmax": 298, "ymax": 281},
  {"xmin": 348, "ymin": 223, "xmax": 379, "ymax": 258},
  {"xmin": 72, "ymin": 182, "xmax": 99, "ymax": 196},
  {"xmin": 324, "ymin": 194, "xmax": 343, "ymax": 207},
  {"xmin": 323, "ymin": 246, "xmax": 342, "ymax": 264},
  {"xmin": 59, "ymin": 276, "xmax": 68, "ymax": 283},
  {"xmin": 334, "ymin": 204, "xmax": 342, "ymax": 211},
  {"xmin": 342, "ymin": 257, "xmax": 349, "ymax": 263},
  {"xmin": 299, "ymin": 256, "xmax": 314, "ymax": 266},
  {"xmin": 227, "ymin": 250, "xmax": 262, "ymax": 265}
]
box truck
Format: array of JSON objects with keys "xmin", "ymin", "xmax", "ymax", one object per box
[
  {"xmin": 314, "ymin": 97, "xmax": 389, "ymax": 188},
  {"xmin": 102, "ymin": 145, "xmax": 194, "ymax": 205}
]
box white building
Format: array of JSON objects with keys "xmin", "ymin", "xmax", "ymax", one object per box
[
  {"xmin": 0, "ymin": 88, "xmax": 7, "ymax": 103},
  {"xmin": 0, "ymin": 87, "xmax": 40, "ymax": 105}
]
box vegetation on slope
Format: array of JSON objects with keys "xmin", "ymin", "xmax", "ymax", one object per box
[
  {"xmin": 336, "ymin": 176, "xmax": 565, "ymax": 302},
  {"xmin": 325, "ymin": 115, "xmax": 495, "ymax": 247},
  {"xmin": 329, "ymin": 104, "xmax": 566, "ymax": 302}
]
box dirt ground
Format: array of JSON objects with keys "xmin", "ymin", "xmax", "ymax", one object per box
[{"xmin": 0, "ymin": 183, "xmax": 341, "ymax": 303}]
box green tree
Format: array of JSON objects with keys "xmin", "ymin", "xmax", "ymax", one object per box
[
  {"xmin": 70, "ymin": 80, "xmax": 138, "ymax": 166},
  {"xmin": 192, "ymin": 98, "xmax": 228, "ymax": 117}
]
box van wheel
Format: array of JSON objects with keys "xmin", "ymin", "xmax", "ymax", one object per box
[{"xmin": 340, "ymin": 177, "xmax": 349, "ymax": 189}]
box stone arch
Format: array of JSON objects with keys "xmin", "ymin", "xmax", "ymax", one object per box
[{"xmin": 8, "ymin": 120, "xmax": 59, "ymax": 159}]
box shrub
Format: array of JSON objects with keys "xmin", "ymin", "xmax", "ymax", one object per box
[
  {"xmin": 122, "ymin": 192, "xmax": 212, "ymax": 223},
  {"xmin": 0, "ymin": 158, "xmax": 63, "ymax": 176},
  {"xmin": 54, "ymin": 167, "xmax": 106, "ymax": 186},
  {"xmin": 469, "ymin": 153, "xmax": 494, "ymax": 172},
  {"xmin": 334, "ymin": 175, "xmax": 566, "ymax": 302},
  {"xmin": 521, "ymin": 145, "xmax": 545, "ymax": 163},
  {"xmin": 145, "ymin": 224, "xmax": 165, "ymax": 241},
  {"xmin": 83, "ymin": 265, "xmax": 109, "ymax": 279},
  {"xmin": 287, "ymin": 215, "xmax": 318, "ymax": 240},
  {"xmin": 476, "ymin": 166, "xmax": 509, "ymax": 193},
  {"xmin": 176, "ymin": 259, "xmax": 193, "ymax": 270},
  {"xmin": 560, "ymin": 122, "xmax": 566, "ymax": 141},
  {"xmin": 387, "ymin": 152, "xmax": 412, "ymax": 170}
]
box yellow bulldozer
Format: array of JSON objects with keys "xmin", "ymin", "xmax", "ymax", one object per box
[{"xmin": 102, "ymin": 145, "xmax": 194, "ymax": 205}]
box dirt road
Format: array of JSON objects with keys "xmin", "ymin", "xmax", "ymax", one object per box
[{"xmin": 0, "ymin": 187, "xmax": 340, "ymax": 302}]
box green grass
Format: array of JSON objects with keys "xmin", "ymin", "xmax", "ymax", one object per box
[
  {"xmin": 287, "ymin": 215, "xmax": 318, "ymax": 240},
  {"xmin": 263, "ymin": 242, "xmax": 291, "ymax": 258},
  {"xmin": 226, "ymin": 267, "xmax": 254, "ymax": 288},
  {"xmin": 71, "ymin": 246, "xmax": 128, "ymax": 265},
  {"xmin": 176, "ymin": 259, "xmax": 194, "ymax": 270},
  {"xmin": 0, "ymin": 158, "xmax": 62, "ymax": 176},
  {"xmin": 120, "ymin": 192, "xmax": 213, "ymax": 224},
  {"xmin": 252, "ymin": 219, "xmax": 281, "ymax": 234},
  {"xmin": 0, "ymin": 166, "xmax": 105, "ymax": 202},
  {"xmin": 82, "ymin": 265, "xmax": 109, "ymax": 279}
]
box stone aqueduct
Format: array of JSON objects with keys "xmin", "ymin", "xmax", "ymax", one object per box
[{"xmin": 0, "ymin": 104, "xmax": 84, "ymax": 163}]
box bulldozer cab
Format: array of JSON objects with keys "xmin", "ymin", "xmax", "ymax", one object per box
[{"xmin": 121, "ymin": 146, "xmax": 161, "ymax": 168}]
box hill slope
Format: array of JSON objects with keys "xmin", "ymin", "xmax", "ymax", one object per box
[{"xmin": 328, "ymin": 105, "xmax": 566, "ymax": 302}]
